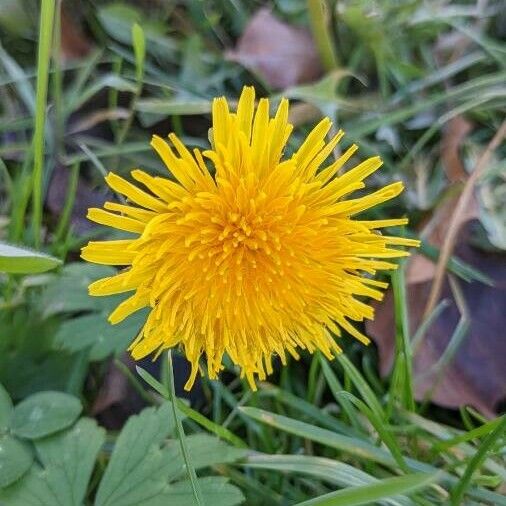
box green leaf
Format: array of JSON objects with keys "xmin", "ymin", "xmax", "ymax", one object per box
[
  {"xmin": 132, "ymin": 22, "xmax": 145, "ymax": 82},
  {"xmin": 164, "ymin": 434, "xmax": 247, "ymax": 480},
  {"xmin": 295, "ymin": 473, "xmax": 439, "ymax": 506},
  {"xmin": 240, "ymin": 407, "xmax": 395, "ymax": 467},
  {"xmin": 94, "ymin": 403, "xmax": 176, "ymax": 506},
  {"xmin": 135, "ymin": 98, "xmax": 212, "ymax": 115},
  {"xmin": 39, "ymin": 263, "xmax": 116, "ymax": 318},
  {"xmin": 245, "ymin": 454, "xmax": 413, "ymax": 506},
  {"xmin": 136, "ymin": 365, "xmax": 248, "ymax": 448},
  {"xmin": 0, "ymin": 435, "xmax": 33, "ymax": 488},
  {"xmin": 157, "ymin": 477, "xmax": 244, "ymax": 506},
  {"xmin": 0, "ymin": 308, "xmax": 86, "ymax": 399},
  {"xmin": 94, "ymin": 403, "xmax": 245, "ymax": 506},
  {"xmin": 0, "ymin": 381, "xmax": 13, "ymax": 429},
  {"xmin": 54, "ymin": 309, "xmax": 147, "ymax": 361},
  {"xmin": 0, "ymin": 242, "xmax": 61, "ymax": 273},
  {"xmin": 35, "ymin": 418, "xmax": 105, "ymax": 505},
  {"xmin": 451, "ymin": 415, "xmax": 506, "ymax": 505},
  {"xmin": 0, "ymin": 419, "xmax": 104, "ymax": 505},
  {"xmin": 10, "ymin": 391, "xmax": 82, "ymax": 439},
  {"xmin": 97, "ymin": 3, "xmax": 176, "ymax": 55}
]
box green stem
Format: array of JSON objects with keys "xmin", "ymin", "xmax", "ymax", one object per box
[
  {"xmin": 52, "ymin": 0, "xmax": 64, "ymax": 157},
  {"xmin": 32, "ymin": 0, "xmax": 56, "ymax": 248},
  {"xmin": 307, "ymin": 0, "xmax": 339, "ymax": 71},
  {"xmin": 53, "ymin": 162, "xmax": 79, "ymax": 249},
  {"xmin": 391, "ymin": 265, "xmax": 415, "ymax": 411},
  {"xmin": 114, "ymin": 358, "xmax": 157, "ymax": 405},
  {"xmin": 451, "ymin": 415, "xmax": 506, "ymax": 505},
  {"xmin": 167, "ymin": 351, "xmax": 204, "ymax": 506}
]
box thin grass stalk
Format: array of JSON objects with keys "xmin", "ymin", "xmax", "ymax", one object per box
[
  {"xmin": 53, "ymin": 162, "xmax": 79, "ymax": 248},
  {"xmin": 391, "ymin": 265, "xmax": 415, "ymax": 411},
  {"xmin": 32, "ymin": 0, "xmax": 56, "ymax": 248},
  {"xmin": 52, "ymin": 0, "xmax": 64, "ymax": 157},
  {"xmin": 166, "ymin": 350, "xmax": 204, "ymax": 506},
  {"xmin": 451, "ymin": 415, "xmax": 506, "ymax": 505},
  {"xmin": 307, "ymin": 0, "xmax": 339, "ymax": 71}
]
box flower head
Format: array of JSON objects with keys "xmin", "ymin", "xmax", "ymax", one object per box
[{"xmin": 82, "ymin": 86, "xmax": 418, "ymax": 389}]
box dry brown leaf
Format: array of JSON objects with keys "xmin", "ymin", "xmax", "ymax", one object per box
[
  {"xmin": 47, "ymin": 165, "xmax": 108, "ymax": 235},
  {"xmin": 226, "ymin": 8, "xmax": 322, "ymax": 89},
  {"xmin": 407, "ymin": 192, "xmax": 479, "ymax": 285},
  {"xmin": 368, "ymin": 221, "xmax": 506, "ymax": 417},
  {"xmin": 441, "ymin": 116, "xmax": 473, "ymax": 182},
  {"xmin": 60, "ymin": 4, "xmax": 92, "ymax": 61}
]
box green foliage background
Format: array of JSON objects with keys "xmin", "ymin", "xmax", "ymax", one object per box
[{"xmin": 0, "ymin": 1, "xmax": 505, "ymax": 505}]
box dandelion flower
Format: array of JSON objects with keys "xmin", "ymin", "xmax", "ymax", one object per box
[{"xmin": 81, "ymin": 86, "xmax": 419, "ymax": 389}]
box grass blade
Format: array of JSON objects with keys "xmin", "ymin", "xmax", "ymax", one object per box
[
  {"xmin": 391, "ymin": 266, "xmax": 415, "ymax": 411},
  {"xmin": 240, "ymin": 406, "xmax": 396, "ymax": 467},
  {"xmin": 451, "ymin": 415, "xmax": 506, "ymax": 505},
  {"xmin": 0, "ymin": 242, "xmax": 61, "ymax": 273},
  {"xmin": 166, "ymin": 350, "xmax": 203, "ymax": 506},
  {"xmin": 246, "ymin": 454, "xmax": 415, "ymax": 506},
  {"xmin": 295, "ymin": 472, "xmax": 439, "ymax": 506},
  {"xmin": 135, "ymin": 365, "xmax": 247, "ymax": 448},
  {"xmin": 31, "ymin": 0, "xmax": 56, "ymax": 248}
]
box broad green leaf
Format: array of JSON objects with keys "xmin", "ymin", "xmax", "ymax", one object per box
[
  {"xmin": 94, "ymin": 403, "xmax": 176, "ymax": 506},
  {"xmin": 0, "ymin": 381, "xmax": 13, "ymax": 429},
  {"xmin": 0, "ymin": 242, "xmax": 61, "ymax": 273},
  {"xmin": 94, "ymin": 403, "xmax": 245, "ymax": 506},
  {"xmin": 155, "ymin": 477, "xmax": 244, "ymax": 506},
  {"xmin": 295, "ymin": 473, "xmax": 439, "ymax": 506},
  {"xmin": 10, "ymin": 391, "xmax": 82, "ymax": 439},
  {"xmin": 284, "ymin": 71, "xmax": 360, "ymax": 118},
  {"xmin": 164, "ymin": 434, "xmax": 248, "ymax": 480},
  {"xmin": 0, "ymin": 435, "xmax": 33, "ymax": 488},
  {"xmin": 54, "ymin": 309, "xmax": 147, "ymax": 361},
  {"xmin": 39, "ymin": 263, "xmax": 116, "ymax": 317},
  {"xmin": 245, "ymin": 454, "xmax": 414, "ymax": 506},
  {"xmin": 36, "ymin": 418, "xmax": 105, "ymax": 505},
  {"xmin": 0, "ymin": 308, "xmax": 86, "ymax": 399},
  {"xmin": 0, "ymin": 465, "xmax": 54, "ymax": 505},
  {"xmin": 97, "ymin": 3, "xmax": 176, "ymax": 54},
  {"xmin": 0, "ymin": 418, "xmax": 104, "ymax": 504}
]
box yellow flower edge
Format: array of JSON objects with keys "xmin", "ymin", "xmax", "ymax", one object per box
[{"xmin": 81, "ymin": 86, "xmax": 419, "ymax": 390}]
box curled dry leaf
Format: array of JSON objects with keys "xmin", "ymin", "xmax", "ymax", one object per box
[
  {"xmin": 226, "ymin": 8, "xmax": 322, "ymax": 89},
  {"xmin": 406, "ymin": 192, "xmax": 479, "ymax": 285},
  {"xmin": 46, "ymin": 165, "xmax": 108, "ymax": 235},
  {"xmin": 60, "ymin": 4, "xmax": 92, "ymax": 61},
  {"xmin": 368, "ymin": 221, "xmax": 506, "ymax": 417},
  {"xmin": 441, "ymin": 116, "xmax": 473, "ymax": 183}
]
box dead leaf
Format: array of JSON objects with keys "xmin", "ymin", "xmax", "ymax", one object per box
[
  {"xmin": 46, "ymin": 165, "xmax": 108, "ymax": 235},
  {"xmin": 441, "ymin": 116, "xmax": 473, "ymax": 182},
  {"xmin": 226, "ymin": 8, "xmax": 322, "ymax": 89},
  {"xmin": 60, "ymin": 4, "xmax": 92, "ymax": 61},
  {"xmin": 368, "ymin": 221, "xmax": 506, "ymax": 417},
  {"xmin": 68, "ymin": 108, "xmax": 130, "ymax": 135},
  {"xmin": 92, "ymin": 356, "xmax": 131, "ymax": 416},
  {"xmin": 407, "ymin": 192, "xmax": 479, "ymax": 284}
]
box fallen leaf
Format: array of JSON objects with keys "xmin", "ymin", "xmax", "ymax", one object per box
[
  {"xmin": 46, "ymin": 165, "xmax": 108, "ymax": 235},
  {"xmin": 406, "ymin": 192, "xmax": 479, "ymax": 285},
  {"xmin": 441, "ymin": 116, "xmax": 473, "ymax": 183},
  {"xmin": 226, "ymin": 8, "xmax": 322, "ymax": 89},
  {"xmin": 67, "ymin": 108, "xmax": 130, "ymax": 135},
  {"xmin": 60, "ymin": 4, "xmax": 92, "ymax": 61},
  {"xmin": 368, "ymin": 221, "xmax": 506, "ymax": 417}
]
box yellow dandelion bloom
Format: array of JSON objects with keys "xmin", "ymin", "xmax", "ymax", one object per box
[{"xmin": 81, "ymin": 86, "xmax": 419, "ymax": 390}]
